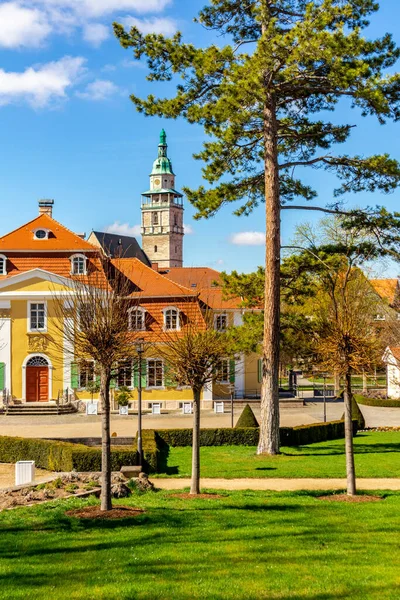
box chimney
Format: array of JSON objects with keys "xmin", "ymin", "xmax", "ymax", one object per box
[
  {"xmin": 38, "ymin": 199, "xmax": 54, "ymax": 218},
  {"xmin": 151, "ymin": 262, "xmax": 159, "ymax": 271}
]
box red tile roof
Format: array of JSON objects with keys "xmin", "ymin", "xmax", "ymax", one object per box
[
  {"xmin": 162, "ymin": 266, "xmax": 242, "ymax": 309},
  {"xmin": 0, "ymin": 214, "xmax": 96, "ymax": 252},
  {"xmin": 388, "ymin": 347, "xmax": 400, "ymax": 363},
  {"xmin": 112, "ymin": 258, "xmax": 197, "ymax": 298},
  {"xmin": 370, "ymin": 279, "xmax": 399, "ymax": 306}
]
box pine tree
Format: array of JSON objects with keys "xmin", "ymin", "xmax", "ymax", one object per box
[{"xmin": 114, "ymin": 1, "xmax": 400, "ymax": 460}]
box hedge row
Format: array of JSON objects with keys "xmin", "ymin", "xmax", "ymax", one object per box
[
  {"xmin": 0, "ymin": 436, "xmax": 137, "ymax": 472},
  {"xmin": 354, "ymin": 394, "xmax": 400, "ymax": 408},
  {"xmin": 150, "ymin": 420, "xmax": 357, "ymax": 449}
]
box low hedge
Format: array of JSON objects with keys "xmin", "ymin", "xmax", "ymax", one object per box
[
  {"xmin": 354, "ymin": 394, "xmax": 400, "ymax": 408},
  {"xmin": 0, "ymin": 436, "xmax": 137, "ymax": 472},
  {"xmin": 149, "ymin": 420, "xmax": 357, "ymax": 449}
]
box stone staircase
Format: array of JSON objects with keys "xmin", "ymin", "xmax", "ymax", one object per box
[{"xmin": 2, "ymin": 402, "xmax": 78, "ymax": 416}]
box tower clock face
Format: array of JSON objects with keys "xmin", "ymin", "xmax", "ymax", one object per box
[{"xmin": 154, "ymin": 178, "xmax": 161, "ymax": 186}]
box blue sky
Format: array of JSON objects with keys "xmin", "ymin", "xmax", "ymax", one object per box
[{"xmin": 0, "ymin": 0, "xmax": 400, "ymax": 275}]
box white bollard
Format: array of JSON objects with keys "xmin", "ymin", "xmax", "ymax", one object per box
[{"xmin": 15, "ymin": 461, "xmax": 35, "ymax": 486}]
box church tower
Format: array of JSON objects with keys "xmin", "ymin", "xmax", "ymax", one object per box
[{"xmin": 141, "ymin": 130, "xmax": 184, "ymax": 268}]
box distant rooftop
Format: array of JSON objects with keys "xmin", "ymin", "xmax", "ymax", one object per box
[{"xmin": 90, "ymin": 231, "xmax": 151, "ymax": 266}]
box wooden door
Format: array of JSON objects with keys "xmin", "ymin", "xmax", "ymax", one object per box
[{"xmin": 26, "ymin": 367, "xmax": 49, "ymax": 402}]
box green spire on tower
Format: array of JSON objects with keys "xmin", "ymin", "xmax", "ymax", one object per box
[{"xmin": 151, "ymin": 129, "xmax": 174, "ymax": 175}]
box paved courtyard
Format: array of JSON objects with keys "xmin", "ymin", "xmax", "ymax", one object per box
[{"xmin": 0, "ymin": 399, "xmax": 399, "ymax": 439}]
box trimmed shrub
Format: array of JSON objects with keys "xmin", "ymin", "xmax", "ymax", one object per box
[
  {"xmin": 341, "ymin": 397, "xmax": 365, "ymax": 429},
  {"xmin": 280, "ymin": 420, "xmax": 358, "ymax": 446},
  {"xmin": 354, "ymin": 394, "xmax": 400, "ymax": 408},
  {"xmin": 235, "ymin": 404, "xmax": 259, "ymax": 428},
  {"xmin": 0, "ymin": 436, "xmax": 137, "ymax": 472}
]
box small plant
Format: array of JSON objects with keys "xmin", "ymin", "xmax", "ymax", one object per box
[
  {"xmin": 35, "ymin": 483, "xmax": 46, "ymax": 490},
  {"xmin": 65, "ymin": 483, "xmax": 79, "ymax": 494},
  {"xmin": 116, "ymin": 386, "xmax": 132, "ymax": 407},
  {"xmin": 83, "ymin": 480, "xmax": 98, "ymax": 490},
  {"xmin": 85, "ymin": 380, "xmax": 100, "ymax": 401}
]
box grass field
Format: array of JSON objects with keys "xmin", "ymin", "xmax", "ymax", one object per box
[
  {"xmin": 0, "ymin": 490, "xmax": 399, "ymax": 599},
  {"xmin": 154, "ymin": 431, "xmax": 400, "ymax": 479}
]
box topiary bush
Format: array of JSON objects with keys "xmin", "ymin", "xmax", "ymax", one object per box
[
  {"xmin": 354, "ymin": 394, "xmax": 400, "ymax": 407},
  {"xmin": 0, "ymin": 436, "xmax": 137, "ymax": 472},
  {"xmin": 235, "ymin": 404, "xmax": 259, "ymax": 428},
  {"xmin": 341, "ymin": 396, "xmax": 365, "ymax": 429}
]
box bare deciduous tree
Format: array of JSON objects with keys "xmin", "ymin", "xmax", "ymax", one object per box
[
  {"xmin": 159, "ymin": 307, "xmax": 234, "ymax": 494},
  {"xmin": 52, "ymin": 257, "xmax": 140, "ymax": 511}
]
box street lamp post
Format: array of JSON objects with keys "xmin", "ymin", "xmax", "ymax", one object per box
[
  {"xmin": 323, "ymin": 373, "xmax": 327, "ymax": 423},
  {"xmin": 135, "ymin": 340, "xmax": 144, "ymax": 466}
]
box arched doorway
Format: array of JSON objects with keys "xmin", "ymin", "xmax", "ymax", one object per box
[{"xmin": 25, "ymin": 356, "xmax": 49, "ymax": 402}]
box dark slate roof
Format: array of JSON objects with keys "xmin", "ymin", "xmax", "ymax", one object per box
[{"xmin": 91, "ymin": 231, "xmax": 151, "ymax": 266}]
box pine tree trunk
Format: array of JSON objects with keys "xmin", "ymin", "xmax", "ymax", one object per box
[
  {"xmin": 190, "ymin": 388, "xmax": 201, "ymax": 494},
  {"xmin": 344, "ymin": 371, "xmax": 356, "ymax": 496},
  {"xmin": 100, "ymin": 369, "xmax": 112, "ymax": 511},
  {"xmin": 257, "ymin": 88, "xmax": 281, "ymax": 456}
]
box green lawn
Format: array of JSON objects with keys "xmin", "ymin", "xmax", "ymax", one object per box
[
  {"xmin": 1, "ymin": 490, "xmax": 400, "ymax": 599},
  {"xmin": 154, "ymin": 431, "xmax": 400, "ymax": 479}
]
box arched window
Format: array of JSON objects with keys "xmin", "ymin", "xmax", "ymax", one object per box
[
  {"xmin": 0, "ymin": 254, "xmax": 7, "ymax": 276},
  {"xmin": 154, "ymin": 245, "xmax": 158, "ymax": 253},
  {"xmin": 33, "ymin": 228, "xmax": 50, "ymax": 240},
  {"xmin": 163, "ymin": 307, "xmax": 180, "ymax": 331},
  {"xmin": 26, "ymin": 356, "xmax": 49, "ymax": 367},
  {"xmin": 70, "ymin": 254, "xmax": 87, "ymax": 276},
  {"xmin": 152, "ymin": 212, "xmax": 159, "ymax": 225},
  {"xmin": 128, "ymin": 307, "xmax": 146, "ymax": 331}
]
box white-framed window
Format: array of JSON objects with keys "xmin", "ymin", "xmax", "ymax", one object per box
[
  {"xmin": 33, "ymin": 228, "xmax": 50, "ymax": 240},
  {"xmin": 117, "ymin": 360, "xmax": 133, "ymax": 388},
  {"xmin": 28, "ymin": 302, "xmax": 47, "ymax": 332},
  {"xmin": 147, "ymin": 359, "xmax": 164, "ymax": 388},
  {"xmin": 128, "ymin": 307, "xmax": 146, "ymax": 331},
  {"xmin": 374, "ymin": 314, "xmax": 386, "ymax": 321},
  {"xmin": 70, "ymin": 254, "xmax": 87, "ymax": 275},
  {"xmin": 0, "ymin": 254, "xmax": 7, "ymax": 275},
  {"xmin": 163, "ymin": 306, "xmax": 180, "ymax": 331},
  {"xmin": 214, "ymin": 313, "xmax": 228, "ymax": 331},
  {"xmin": 217, "ymin": 359, "xmax": 230, "ymax": 383},
  {"xmin": 78, "ymin": 360, "xmax": 95, "ymax": 389}
]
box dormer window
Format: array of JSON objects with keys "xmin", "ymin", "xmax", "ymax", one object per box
[
  {"xmin": 215, "ymin": 314, "xmax": 228, "ymax": 331},
  {"xmin": 163, "ymin": 306, "xmax": 180, "ymax": 331},
  {"xmin": 128, "ymin": 307, "xmax": 146, "ymax": 331},
  {"xmin": 0, "ymin": 254, "xmax": 7, "ymax": 275},
  {"xmin": 70, "ymin": 254, "xmax": 87, "ymax": 276},
  {"xmin": 33, "ymin": 228, "xmax": 50, "ymax": 240}
]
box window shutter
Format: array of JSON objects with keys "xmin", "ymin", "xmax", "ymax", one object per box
[
  {"xmin": 141, "ymin": 361, "xmax": 147, "ymax": 388},
  {"xmin": 70, "ymin": 362, "xmax": 78, "ymax": 389},
  {"xmin": 257, "ymin": 359, "xmax": 262, "ymax": 383},
  {"xmin": 110, "ymin": 376, "xmax": 116, "ymax": 389},
  {"xmin": 133, "ymin": 363, "xmax": 139, "ymax": 388},
  {"xmin": 0, "ymin": 363, "xmax": 5, "ymax": 390},
  {"xmin": 229, "ymin": 359, "xmax": 235, "ymax": 384},
  {"xmin": 164, "ymin": 363, "xmax": 177, "ymax": 388}
]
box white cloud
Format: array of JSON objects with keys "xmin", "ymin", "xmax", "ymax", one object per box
[
  {"xmin": 184, "ymin": 223, "xmax": 194, "ymax": 235},
  {"xmin": 82, "ymin": 23, "xmax": 110, "ymax": 46},
  {"xmin": 122, "ymin": 15, "xmax": 177, "ymax": 35},
  {"xmin": 0, "ymin": 2, "xmax": 52, "ymax": 48},
  {"xmin": 0, "ymin": 56, "xmax": 86, "ymax": 108},
  {"xmin": 230, "ymin": 231, "xmax": 265, "ymax": 246},
  {"xmin": 105, "ymin": 221, "xmax": 141, "ymax": 236},
  {"xmin": 30, "ymin": 0, "xmax": 172, "ymax": 18},
  {"xmin": 76, "ymin": 79, "xmax": 119, "ymax": 101}
]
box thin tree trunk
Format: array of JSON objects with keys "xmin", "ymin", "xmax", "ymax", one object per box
[
  {"xmin": 334, "ymin": 371, "xmax": 341, "ymax": 397},
  {"xmin": 344, "ymin": 371, "xmax": 356, "ymax": 496},
  {"xmin": 190, "ymin": 388, "xmax": 201, "ymax": 494},
  {"xmin": 257, "ymin": 86, "xmax": 281, "ymax": 455},
  {"xmin": 100, "ymin": 369, "xmax": 112, "ymax": 511}
]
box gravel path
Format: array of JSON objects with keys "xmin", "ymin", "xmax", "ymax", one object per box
[{"xmin": 153, "ymin": 477, "xmax": 400, "ymax": 491}]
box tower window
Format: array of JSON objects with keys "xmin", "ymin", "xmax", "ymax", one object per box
[
  {"xmin": 152, "ymin": 212, "xmax": 159, "ymax": 225},
  {"xmin": 174, "ymin": 214, "xmax": 177, "ymax": 226},
  {"xmin": 154, "ymin": 245, "xmax": 158, "ymax": 253}
]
